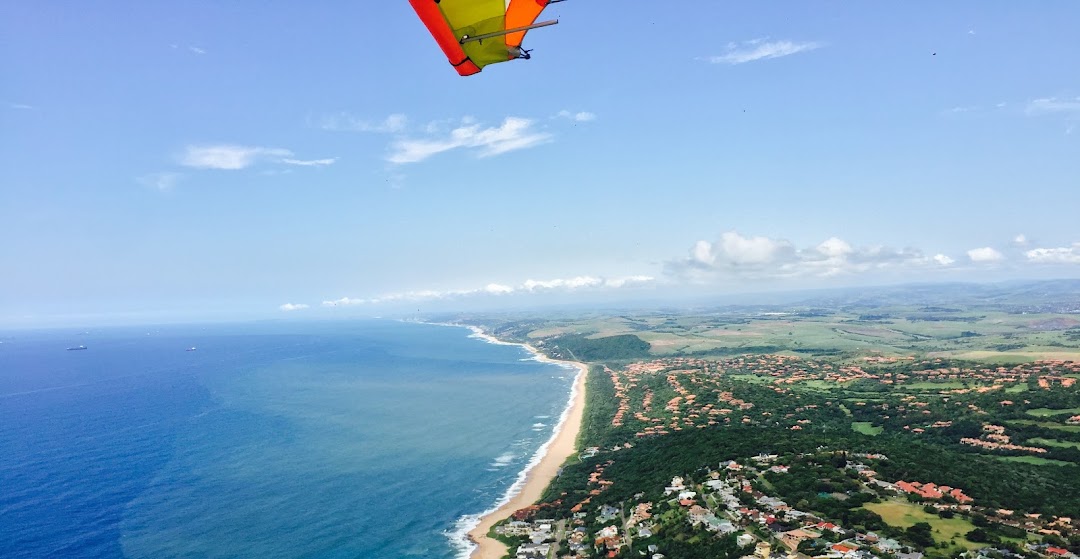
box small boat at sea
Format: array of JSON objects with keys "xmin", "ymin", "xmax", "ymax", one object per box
[
  {"xmin": 186, "ymin": 347, "xmax": 197, "ymax": 352},
  {"xmin": 66, "ymin": 345, "xmax": 87, "ymax": 351}
]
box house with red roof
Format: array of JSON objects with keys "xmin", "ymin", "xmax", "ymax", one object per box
[{"xmin": 832, "ymin": 543, "xmax": 857, "ymax": 554}]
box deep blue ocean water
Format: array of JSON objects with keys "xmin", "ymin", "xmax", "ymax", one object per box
[{"xmin": 0, "ymin": 320, "xmax": 574, "ymax": 559}]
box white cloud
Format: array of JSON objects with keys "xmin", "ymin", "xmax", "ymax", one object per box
[
  {"xmin": 7, "ymin": 102, "xmax": 33, "ymax": 110},
  {"xmin": 279, "ymin": 303, "xmax": 310, "ymax": 312},
  {"xmin": 557, "ymin": 110, "xmax": 596, "ymax": 122},
  {"xmin": 689, "ymin": 231, "xmax": 794, "ymax": 268},
  {"xmin": 1013, "ymin": 234, "xmax": 1029, "ymax": 246},
  {"xmin": 138, "ymin": 172, "xmax": 182, "ymax": 191},
  {"xmin": 522, "ymin": 276, "xmax": 603, "ymax": 291},
  {"xmin": 933, "ymin": 254, "xmax": 955, "ymax": 266},
  {"xmin": 388, "ymin": 116, "xmax": 551, "ymax": 164},
  {"xmin": 181, "ymin": 145, "xmax": 292, "ymax": 170},
  {"xmin": 322, "ymin": 297, "xmax": 369, "ymax": 307},
  {"xmin": 317, "ymin": 112, "xmax": 408, "ymax": 133},
  {"xmin": 189, "ymin": 46, "xmax": 207, "ymax": 55},
  {"xmin": 281, "ymin": 157, "xmax": 336, "ymax": 167},
  {"xmin": 668, "ymin": 231, "xmax": 935, "ymax": 281},
  {"xmin": 483, "ymin": 283, "xmax": 514, "ymax": 294},
  {"xmin": 1025, "ymin": 244, "xmax": 1080, "ymax": 264},
  {"xmin": 179, "ymin": 145, "xmax": 333, "ymax": 170},
  {"xmin": 817, "ymin": 237, "xmax": 854, "ymax": 258},
  {"xmin": 967, "ymin": 247, "xmax": 1005, "ymax": 262},
  {"xmin": 603, "ymin": 275, "xmax": 654, "ymax": 289},
  {"xmin": 1025, "ymin": 97, "xmax": 1080, "ymax": 115},
  {"xmin": 321, "ymin": 274, "xmax": 655, "ymax": 307},
  {"xmin": 706, "ymin": 39, "xmax": 823, "ymax": 65}
]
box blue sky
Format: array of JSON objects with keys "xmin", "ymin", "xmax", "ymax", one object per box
[{"xmin": 2, "ymin": 2, "xmax": 1079, "ymax": 326}]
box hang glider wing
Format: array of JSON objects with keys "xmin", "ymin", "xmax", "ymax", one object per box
[{"xmin": 409, "ymin": 0, "xmax": 557, "ymax": 76}]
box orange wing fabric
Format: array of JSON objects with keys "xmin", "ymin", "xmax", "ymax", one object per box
[{"xmin": 505, "ymin": 0, "xmax": 550, "ymax": 48}]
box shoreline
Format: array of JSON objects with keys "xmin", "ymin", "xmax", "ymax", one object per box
[{"xmin": 461, "ymin": 326, "xmax": 589, "ymax": 559}]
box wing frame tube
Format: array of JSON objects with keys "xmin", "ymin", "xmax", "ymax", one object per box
[{"xmin": 460, "ymin": 19, "xmax": 558, "ymax": 44}]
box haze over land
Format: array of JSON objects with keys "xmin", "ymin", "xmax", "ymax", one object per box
[{"xmin": 450, "ymin": 282, "xmax": 1080, "ymax": 559}]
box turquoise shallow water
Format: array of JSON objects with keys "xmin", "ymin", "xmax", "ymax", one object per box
[{"xmin": 0, "ymin": 320, "xmax": 574, "ymax": 559}]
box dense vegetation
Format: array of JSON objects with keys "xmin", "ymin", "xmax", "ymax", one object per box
[
  {"xmin": 547, "ymin": 333, "xmax": 651, "ymax": 362},
  {"xmin": 547, "ymin": 426, "xmax": 1080, "ymax": 518}
]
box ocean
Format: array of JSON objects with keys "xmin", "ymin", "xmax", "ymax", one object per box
[{"xmin": 0, "ymin": 320, "xmax": 576, "ymax": 559}]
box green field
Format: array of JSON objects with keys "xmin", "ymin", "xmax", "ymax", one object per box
[
  {"xmin": 947, "ymin": 350, "xmax": 1080, "ymax": 362},
  {"xmin": 852, "ymin": 422, "xmax": 884, "ymax": 436},
  {"xmin": 1008, "ymin": 420, "xmax": 1080, "ymax": 433},
  {"xmin": 1028, "ymin": 438, "xmax": 1080, "ymax": 449},
  {"xmin": 994, "ymin": 455, "xmax": 1074, "ymax": 466},
  {"xmin": 729, "ymin": 374, "xmax": 774, "ymax": 385},
  {"xmin": 899, "ymin": 381, "xmax": 968, "ymax": 390},
  {"xmin": 865, "ymin": 500, "xmax": 980, "ymax": 550},
  {"xmin": 1027, "ymin": 407, "xmax": 1080, "ymax": 418},
  {"xmin": 500, "ymin": 294, "xmax": 1080, "ymax": 362},
  {"xmin": 804, "ymin": 379, "xmax": 853, "ymax": 390}
]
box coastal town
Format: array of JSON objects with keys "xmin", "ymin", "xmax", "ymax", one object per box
[
  {"xmin": 460, "ymin": 322, "xmax": 1080, "ymax": 559},
  {"xmin": 460, "ymin": 296, "xmax": 1080, "ymax": 559},
  {"xmin": 494, "ymin": 450, "xmax": 1077, "ymax": 559}
]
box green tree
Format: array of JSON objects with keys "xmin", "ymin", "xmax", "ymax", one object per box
[{"xmin": 906, "ymin": 522, "xmax": 935, "ymax": 548}]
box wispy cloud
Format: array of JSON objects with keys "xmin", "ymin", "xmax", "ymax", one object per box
[
  {"xmin": 943, "ymin": 105, "xmax": 979, "ymax": 115},
  {"xmin": 171, "ymin": 44, "xmax": 207, "ymax": 55},
  {"xmin": 281, "ymin": 157, "xmax": 336, "ymax": 167},
  {"xmin": 939, "ymin": 102, "xmax": 1013, "ymax": 117},
  {"xmin": 180, "ymin": 145, "xmax": 290, "ymax": 170},
  {"xmin": 705, "ymin": 38, "xmax": 823, "ymax": 65},
  {"xmin": 137, "ymin": 172, "xmax": 182, "ymax": 191},
  {"xmin": 1025, "ymin": 97, "xmax": 1080, "ymax": 115},
  {"xmin": 1025, "ymin": 243, "xmax": 1080, "ymax": 265},
  {"xmin": 388, "ymin": 116, "xmax": 552, "ymax": 164},
  {"xmin": 179, "ymin": 145, "xmax": 333, "ymax": 170},
  {"xmin": 667, "ymin": 231, "xmax": 948, "ymax": 282},
  {"xmin": 316, "ymin": 112, "xmax": 408, "ymax": 133},
  {"xmin": 321, "ymin": 275, "xmax": 655, "ymax": 307},
  {"xmin": 279, "ymin": 303, "xmax": 310, "ymax": 312},
  {"xmin": 1013, "ymin": 234, "xmax": 1029, "ymax": 246},
  {"xmin": 557, "ymin": 110, "xmax": 596, "ymax": 122},
  {"xmin": 967, "ymin": 247, "xmax": 1004, "ymax": 262},
  {"xmin": 1026, "ymin": 97, "xmax": 1080, "ymax": 133},
  {"xmin": 318, "ymin": 113, "xmax": 578, "ymax": 165},
  {"xmin": 6, "ymin": 102, "xmax": 33, "ymax": 110}
]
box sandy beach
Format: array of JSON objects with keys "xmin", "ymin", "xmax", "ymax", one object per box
[{"xmin": 465, "ymin": 328, "xmax": 589, "ymax": 559}]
